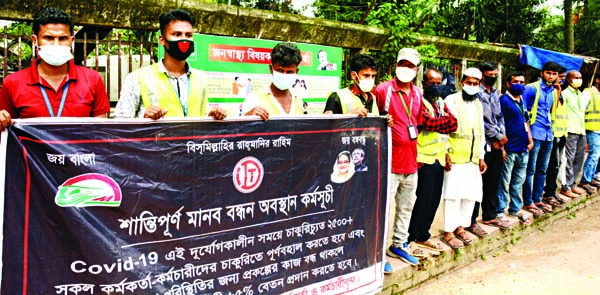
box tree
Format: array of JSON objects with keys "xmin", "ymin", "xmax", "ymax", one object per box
[
  {"xmin": 565, "ymin": 0, "xmax": 575, "ymax": 53},
  {"xmin": 213, "ymin": 0, "xmax": 297, "ymax": 13}
]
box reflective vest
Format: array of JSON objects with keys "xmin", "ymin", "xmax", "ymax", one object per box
[
  {"xmin": 417, "ymin": 98, "xmax": 448, "ymax": 165},
  {"xmin": 447, "ymin": 93, "xmax": 484, "ymax": 165},
  {"xmin": 585, "ymin": 87, "xmax": 600, "ymax": 131},
  {"xmin": 337, "ymin": 88, "xmax": 379, "ymax": 115},
  {"xmin": 255, "ymin": 90, "xmax": 304, "ymax": 115},
  {"xmin": 530, "ymin": 81, "xmax": 567, "ymax": 137},
  {"xmin": 137, "ymin": 63, "xmax": 207, "ymax": 117}
]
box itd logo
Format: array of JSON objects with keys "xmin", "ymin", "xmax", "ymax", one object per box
[
  {"xmin": 233, "ymin": 157, "xmax": 264, "ymax": 193},
  {"xmin": 55, "ymin": 173, "xmax": 122, "ymax": 207}
]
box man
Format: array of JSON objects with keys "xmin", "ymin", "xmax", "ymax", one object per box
[
  {"xmin": 561, "ymin": 70, "xmax": 594, "ymax": 195},
  {"xmin": 0, "ymin": 7, "xmax": 109, "ymax": 131},
  {"xmin": 407, "ymin": 68, "xmax": 457, "ymax": 254},
  {"xmin": 521, "ymin": 62, "xmax": 561, "ymax": 217},
  {"xmin": 496, "ymin": 72, "xmax": 533, "ymax": 225},
  {"xmin": 352, "ymin": 148, "xmax": 368, "ymax": 172},
  {"xmin": 243, "ymin": 42, "xmax": 304, "ymax": 120},
  {"xmin": 115, "ymin": 9, "xmax": 225, "ymax": 120},
  {"xmin": 373, "ymin": 47, "xmax": 423, "ymax": 267},
  {"xmin": 581, "ymin": 74, "xmax": 600, "ymax": 190},
  {"xmin": 442, "ymin": 68, "xmax": 487, "ymax": 249},
  {"xmin": 472, "ymin": 61, "xmax": 509, "ymax": 232},
  {"xmin": 542, "ymin": 66, "xmax": 569, "ymax": 208},
  {"xmin": 316, "ymin": 49, "xmax": 336, "ymax": 71}
]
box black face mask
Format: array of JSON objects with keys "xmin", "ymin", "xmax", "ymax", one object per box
[
  {"xmin": 423, "ymin": 85, "xmax": 443, "ymax": 99},
  {"xmin": 462, "ymin": 90, "xmax": 478, "ymax": 101},
  {"xmin": 483, "ymin": 75, "xmax": 497, "ymax": 86},
  {"xmin": 164, "ymin": 39, "xmax": 194, "ymax": 61}
]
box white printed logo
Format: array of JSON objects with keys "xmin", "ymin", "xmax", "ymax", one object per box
[{"xmin": 233, "ymin": 157, "xmax": 264, "ymax": 193}]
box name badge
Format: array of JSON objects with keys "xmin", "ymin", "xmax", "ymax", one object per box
[
  {"xmin": 486, "ymin": 144, "xmax": 492, "ymax": 152},
  {"xmin": 524, "ymin": 122, "xmax": 530, "ymax": 133},
  {"xmin": 408, "ymin": 124, "xmax": 418, "ymax": 140}
]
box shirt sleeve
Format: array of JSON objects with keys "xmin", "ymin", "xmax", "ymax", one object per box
[
  {"xmin": 421, "ymin": 102, "xmax": 457, "ymax": 134},
  {"xmin": 90, "ymin": 72, "xmax": 110, "ymax": 117},
  {"xmin": 0, "ymin": 75, "xmax": 17, "ymax": 118},
  {"xmin": 523, "ymin": 85, "xmax": 536, "ymax": 111},
  {"xmin": 480, "ymin": 115, "xmax": 486, "ymax": 159},
  {"xmin": 115, "ymin": 72, "xmax": 142, "ymax": 118},
  {"xmin": 323, "ymin": 92, "xmax": 342, "ymax": 114},
  {"xmin": 494, "ymin": 95, "xmax": 506, "ymax": 141}
]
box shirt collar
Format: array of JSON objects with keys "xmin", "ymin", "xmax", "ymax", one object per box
[
  {"xmin": 27, "ymin": 58, "xmax": 77, "ymax": 86},
  {"xmin": 479, "ymin": 83, "xmax": 495, "ymax": 94},
  {"xmin": 158, "ymin": 58, "xmax": 191, "ymax": 78},
  {"xmin": 390, "ymin": 77, "xmax": 416, "ymax": 94}
]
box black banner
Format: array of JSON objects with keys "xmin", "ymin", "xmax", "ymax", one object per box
[{"xmin": 1, "ymin": 116, "xmax": 389, "ymax": 295}]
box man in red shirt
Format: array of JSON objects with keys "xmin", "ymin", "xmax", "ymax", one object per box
[
  {"xmin": 373, "ymin": 47, "xmax": 424, "ymax": 269},
  {"xmin": 0, "ymin": 7, "xmax": 109, "ymax": 131}
]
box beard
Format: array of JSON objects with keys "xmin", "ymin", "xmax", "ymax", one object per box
[{"xmin": 462, "ymin": 90, "xmax": 477, "ymax": 101}]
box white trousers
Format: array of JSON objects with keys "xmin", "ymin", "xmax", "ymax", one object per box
[{"xmin": 444, "ymin": 199, "xmax": 476, "ymax": 232}]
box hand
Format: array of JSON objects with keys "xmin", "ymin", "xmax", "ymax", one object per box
[
  {"xmin": 324, "ymin": 110, "xmax": 333, "ymax": 115},
  {"xmin": 143, "ymin": 105, "xmax": 168, "ymax": 120},
  {"xmin": 492, "ymin": 141, "xmax": 501, "ymax": 150},
  {"xmin": 502, "ymin": 148, "xmax": 507, "ymax": 162},
  {"xmin": 527, "ymin": 141, "xmax": 533, "ymax": 151},
  {"xmin": 444, "ymin": 153, "xmax": 452, "ymax": 171},
  {"xmin": 351, "ymin": 107, "xmax": 368, "ymax": 117},
  {"xmin": 386, "ymin": 114, "xmax": 394, "ymax": 127},
  {"xmin": 499, "ymin": 136, "xmax": 508, "ymax": 146},
  {"xmin": 479, "ymin": 159, "xmax": 488, "ymax": 174},
  {"xmin": 0, "ymin": 110, "xmax": 12, "ymax": 131},
  {"xmin": 417, "ymin": 162, "xmax": 424, "ymax": 169},
  {"xmin": 553, "ymin": 82, "xmax": 562, "ymax": 93},
  {"xmin": 208, "ymin": 106, "xmax": 227, "ymax": 120},
  {"xmin": 246, "ymin": 106, "xmax": 269, "ymax": 121}
]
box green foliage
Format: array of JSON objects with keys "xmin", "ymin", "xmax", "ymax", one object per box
[{"xmin": 213, "ymin": 0, "xmax": 299, "ymax": 13}]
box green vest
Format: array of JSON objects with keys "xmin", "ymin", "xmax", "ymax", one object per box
[
  {"xmin": 448, "ymin": 93, "xmax": 484, "ymax": 165},
  {"xmin": 530, "ymin": 81, "xmax": 567, "ymax": 137},
  {"xmin": 563, "ymin": 86, "xmax": 585, "ymax": 135},
  {"xmin": 137, "ymin": 63, "xmax": 207, "ymax": 117},
  {"xmin": 585, "ymin": 87, "xmax": 600, "ymax": 131},
  {"xmin": 255, "ymin": 90, "xmax": 304, "ymax": 115},
  {"xmin": 417, "ymin": 98, "xmax": 448, "ymax": 165},
  {"xmin": 336, "ymin": 88, "xmax": 379, "ymax": 115}
]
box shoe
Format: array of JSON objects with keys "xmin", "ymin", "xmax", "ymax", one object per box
[
  {"xmin": 572, "ymin": 186, "xmax": 586, "ymax": 195},
  {"xmin": 543, "ymin": 195, "xmax": 565, "ymax": 209},
  {"xmin": 386, "ymin": 244, "xmax": 419, "ymax": 266},
  {"xmin": 578, "ymin": 183, "xmax": 597, "ymax": 195},
  {"xmin": 523, "ymin": 204, "xmax": 545, "ymax": 217},
  {"xmin": 535, "ymin": 202, "xmax": 554, "ymax": 214},
  {"xmin": 590, "ymin": 180, "xmax": 600, "ymax": 188},
  {"xmin": 384, "ymin": 261, "xmax": 393, "ymax": 274},
  {"xmin": 560, "ymin": 189, "xmax": 579, "ymax": 198}
]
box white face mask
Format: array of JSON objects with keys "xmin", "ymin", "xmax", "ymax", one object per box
[
  {"xmin": 571, "ymin": 79, "xmax": 583, "ymax": 88},
  {"xmin": 357, "ymin": 77, "xmax": 375, "ymax": 92},
  {"xmin": 395, "ymin": 66, "xmax": 416, "ymax": 83},
  {"xmin": 272, "ymin": 71, "xmax": 297, "ymax": 90},
  {"xmin": 462, "ymin": 85, "xmax": 480, "ymax": 96},
  {"xmin": 38, "ymin": 45, "xmax": 73, "ymax": 66}
]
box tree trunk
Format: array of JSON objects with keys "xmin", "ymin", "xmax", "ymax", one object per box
[{"xmin": 564, "ymin": 0, "xmax": 575, "ymax": 53}]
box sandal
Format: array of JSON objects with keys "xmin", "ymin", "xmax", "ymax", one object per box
[
  {"xmin": 543, "ymin": 196, "xmax": 565, "ymax": 209},
  {"xmin": 483, "ymin": 217, "xmax": 512, "ymax": 229},
  {"xmin": 454, "ymin": 227, "xmax": 473, "ymax": 244},
  {"xmin": 523, "ymin": 205, "xmax": 545, "ymax": 217},
  {"xmin": 466, "ymin": 223, "xmax": 488, "ymax": 237},
  {"xmin": 535, "ymin": 202, "xmax": 554, "ymax": 214},
  {"xmin": 441, "ymin": 232, "xmax": 464, "ymax": 249},
  {"xmin": 415, "ymin": 239, "xmax": 443, "ymax": 251},
  {"xmin": 411, "ymin": 247, "xmax": 426, "ymax": 258},
  {"xmin": 510, "ymin": 212, "xmax": 533, "ymax": 225}
]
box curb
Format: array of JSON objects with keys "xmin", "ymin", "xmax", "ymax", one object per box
[{"xmin": 379, "ymin": 193, "xmax": 600, "ymax": 294}]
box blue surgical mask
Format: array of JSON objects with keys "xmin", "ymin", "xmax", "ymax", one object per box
[{"xmin": 508, "ymin": 83, "xmax": 525, "ymax": 96}]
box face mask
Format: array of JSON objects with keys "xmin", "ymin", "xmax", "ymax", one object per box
[
  {"xmin": 508, "ymin": 83, "xmax": 525, "ymax": 96},
  {"xmin": 543, "ymin": 79, "xmax": 555, "ymax": 86},
  {"xmin": 462, "ymin": 85, "xmax": 479, "ymax": 96},
  {"xmin": 571, "ymin": 79, "xmax": 583, "ymax": 88},
  {"xmin": 37, "ymin": 45, "xmax": 72, "ymax": 66},
  {"xmin": 164, "ymin": 39, "xmax": 194, "ymax": 61},
  {"xmin": 423, "ymin": 85, "xmax": 443, "ymax": 98},
  {"xmin": 355, "ymin": 74, "xmax": 375, "ymax": 92},
  {"xmin": 483, "ymin": 75, "xmax": 497, "ymax": 86},
  {"xmin": 395, "ymin": 67, "xmax": 416, "ymax": 83},
  {"xmin": 272, "ymin": 71, "xmax": 296, "ymax": 90}
]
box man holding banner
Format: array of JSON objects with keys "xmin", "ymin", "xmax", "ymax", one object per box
[
  {"xmin": 115, "ymin": 9, "xmax": 226, "ymax": 120},
  {"xmin": 0, "ymin": 7, "xmax": 110, "ymax": 131}
]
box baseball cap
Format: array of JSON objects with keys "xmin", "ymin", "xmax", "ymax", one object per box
[{"xmin": 396, "ymin": 48, "xmax": 421, "ymax": 66}]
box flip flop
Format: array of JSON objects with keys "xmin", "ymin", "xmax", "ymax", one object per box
[
  {"xmin": 523, "ymin": 205, "xmax": 545, "ymax": 217},
  {"xmin": 483, "ymin": 217, "xmax": 513, "ymax": 229},
  {"xmin": 415, "ymin": 239, "xmax": 443, "ymax": 251},
  {"xmin": 511, "ymin": 213, "xmax": 533, "ymax": 225},
  {"xmin": 411, "ymin": 247, "xmax": 427, "ymax": 258},
  {"xmin": 466, "ymin": 223, "xmax": 489, "ymax": 237}
]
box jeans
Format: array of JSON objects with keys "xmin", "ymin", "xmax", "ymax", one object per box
[
  {"xmin": 497, "ymin": 151, "xmax": 529, "ymax": 216},
  {"xmin": 563, "ymin": 133, "xmax": 586, "ymax": 188},
  {"xmin": 408, "ymin": 162, "xmax": 444, "ymax": 243},
  {"xmin": 472, "ymin": 148, "xmax": 502, "ymax": 223},
  {"xmin": 523, "ymin": 139, "xmax": 553, "ymax": 206},
  {"xmin": 389, "ymin": 173, "xmax": 418, "ymax": 247},
  {"xmin": 544, "ymin": 136, "xmax": 566, "ymax": 196},
  {"xmin": 582, "ymin": 131, "xmax": 600, "ymax": 183}
]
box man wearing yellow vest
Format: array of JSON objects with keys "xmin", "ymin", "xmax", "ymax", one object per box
[
  {"xmin": 441, "ymin": 68, "xmax": 487, "ymax": 249},
  {"xmin": 116, "ymin": 9, "xmax": 226, "ymax": 120},
  {"xmin": 580, "ymin": 74, "xmax": 600, "ymax": 190},
  {"xmin": 242, "ymin": 42, "xmax": 305, "ymax": 120},
  {"xmin": 521, "ymin": 62, "xmax": 560, "ymax": 217},
  {"xmin": 407, "ymin": 68, "xmax": 457, "ymax": 254}
]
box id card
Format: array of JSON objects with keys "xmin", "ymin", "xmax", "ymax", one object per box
[
  {"xmin": 524, "ymin": 122, "xmax": 530, "ymax": 133},
  {"xmin": 408, "ymin": 124, "xmax": 418, "ymax": 140},
  {"xmin": 486, "ymin": 144, "xmax": 492, "ymax": 152}
]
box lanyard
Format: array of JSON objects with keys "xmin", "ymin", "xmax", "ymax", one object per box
[
  {"xmin": 399, "ymin": 91, "xmax": 414, "ymax": 121},
  {"xmin": 39, "ymin": 82, "xmax": 69, "ymax": 118},
  {"xmin": 512, "ymin": 97, "xmax": 525, "ymax": 118},
  {"xmin": 168, "ymin": 74, "xmax": 191, "ymax": 117}
]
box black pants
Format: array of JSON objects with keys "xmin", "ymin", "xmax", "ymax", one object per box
[
  {"xmin": 472, "ymin": 149, "xmax": 502, "ymax": 224},
  {"xmin": 544, "ymin": 136, "xmax": 567, "ymax": 196},
  {"xmin": 408, "ymin": 161, "xmax": 444, "ymax": 243}
]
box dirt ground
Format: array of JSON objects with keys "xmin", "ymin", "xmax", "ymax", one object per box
[{"xmin": 406, "ymin": 200, "xmax": 600, "ymax": 295}]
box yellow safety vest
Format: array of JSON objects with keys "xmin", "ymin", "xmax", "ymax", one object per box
[
  {"xmin": 530, "ymin": 81, "xmax": 567, "ymax": 137},
  {"xmin": 255, "ymin": 91, "xmax": 304, "ymax": 115},
  {"xmin": 447, "ymin": 93, "xmax": 484, "ymax": 165},
  {"xmin": 137, "ymin": 63, "xmax": 207, "ymax": 117},
  {"xmin": 417, "ymin": 98, "xmax": 448, "ymax": 165},
  {"xmin": 336, "ymin": 88, "xmax": 379, "ymax": 115},
  {"xmin": 585, "ymin": 87, "xmax": 600, "ymax": 131}
]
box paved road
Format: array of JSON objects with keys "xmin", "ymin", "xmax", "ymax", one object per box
[{"xmin": 408, "ymin": 200, "xmax": 600, "ymax": 295}]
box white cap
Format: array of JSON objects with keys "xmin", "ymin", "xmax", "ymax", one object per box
[
  {"xmin": 463, "ymin": 67, "xmax": 482, "ymax": 80},
  {"xmin": 396, "ymin": 48, "xmax": 420, "ymax": 66}
]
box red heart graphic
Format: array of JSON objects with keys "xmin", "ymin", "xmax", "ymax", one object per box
[{"xmin": 178, "ymin": 42, "xmax": 190, "ymax": 52}]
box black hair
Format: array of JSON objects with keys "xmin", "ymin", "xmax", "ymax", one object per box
[
  {"xmin": 478, "ymin": 60, "xmax": 498, "ymax": 73},
  {"xmin": 350, "ymin": 54, "xmax": 377, "ymax": 74},
  {"xmin": 558, "ymin": 66, "xmax": 567, "ymax": 74},
  {"xmin": 424, "ymin": 68, "xmax": 441, "ymax": 82},
  {"xmin": 541, "ymin": 61, "xmax": 561, "ymax": 73},
  {"xmin": 271, "ymin": 42, "xmax": 302, "ymax": 67},
  {"xmin": 159, "ymin": 9, "xmax": 194, "ymax": 35},
  {"xmin": 505, "ymin": 71, "xmax": 525, "ymax": 84},
  {"xmin": 33, "ymin": 7, "xmax": 74, "ymax": 36}
]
